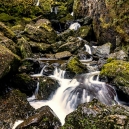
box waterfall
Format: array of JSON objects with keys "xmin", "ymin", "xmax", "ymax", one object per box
[
  {"xmin": 36, "ymin": 0, "xmax": 40, "ymax": 6},
  {"xmin": 12, "ymin": 120, "xmax": 24, "ymax": 129},
  {"xmin": 28, "ymin": 68, "xmax": 117, "ymax": 125},
  {"xmin": 69, "ymin": 22, "xmax": 81, "ymax": 30},
  {"xmin": 85, "ymin": 44, "xmax": 92, "ymax": 55},
  {"xmin": 51, "ymin": 6, "xmax": 58, "ymax": 14},
  {"xmin": 31, "ymin": 64, "xmax": 48, "ymax": 77}
]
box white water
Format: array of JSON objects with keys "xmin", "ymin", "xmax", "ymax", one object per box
[
  {"xmin": 36, "ymin": 0, "xmax": 40, "ymax": 6},
  {"xmin": 27, "ymin": 68, "xmax": 117, "ymax": 125},
  {"xmin": 69, "ymin": 22, "xmax": 81, "ymax": 30},
  {"xmin": 85, "ymin": 44, "xmax": 92, "ymax": 55},
  {"xmin": 12, "ymin": 120, "xmax": 24, "ymax": 129},
  {"xmin": 51, "ymin": 6, "xmax": 58, "ymax": 14}
]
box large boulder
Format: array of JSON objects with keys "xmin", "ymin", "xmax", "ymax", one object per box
[
  {"xmin": 62, "ymin": 99, "xmax": 129, "ymax": 129},
  {"xmin": 35, "ymin": 76, "xmax": 60, "ymax": 100},
  {"xmin": 100, "ymin": 59, "xmax": 129, "ymax": 96},
  {"xmin": 16, "ymin": 106, "xmax": 61, "ymax": 129},
  {"xmin": 0, "ymin": 89, "xmax": 35, "ymax": 129},
  {"xmin": 67, "ymin": 56, "xmax": 87, "ymax": 74},
  {"xmin": 0, "ymin": 32, "xmax": 17, "ymax": 54},
  {"xmin": 12, "ymin": 73, "xmax": 37, "ymax": 96},
  {"xmin": 73, "ymin": 0, "xmax": 129, "ymax": 48},
  {"xmin": 24, "ymin": 23, "xmax": 57, "ymax": 44},
  {"xmin": 57, "ymin": 36, "xmax": 85, "ymax": 53},
  {"xmin": 0, "ymin": 44, "xmax": 20, "ymax": 79}
]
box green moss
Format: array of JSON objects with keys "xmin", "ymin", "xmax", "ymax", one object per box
[
  {"xmin": 0, "ymin": 13, "xmax": 15, "ymax": 22},
  {"xmin": 67, "ymin": 56, "xmax": 87, "ymax": 74},
  {"xmin": 100, "ymin": 60, "xmax": 129, "ymax": 86}
]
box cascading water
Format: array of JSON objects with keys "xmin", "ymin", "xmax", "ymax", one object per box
[
  {"xmin": 27, "ymin": 67, "xmax": 117, "ymax": 125},
  {"xmin": 36, "ymin": 0, "xmax": 40, "ymax": 6},
  {"xmin": 69, "ymin": 22, "xmax": 81, "ymax": 30}
]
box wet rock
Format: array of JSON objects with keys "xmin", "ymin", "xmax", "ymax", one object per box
[
  {"xmin": 67, "ymin": 56, "xmax": 87, "ymax": 74},
  {"xmin": 0, "ymin": 32, "xmax": 17, "ymax": 54},
  {"xmin": 58, "ymin": 36, "xmax": 85, "ymax": 53},
  {"xmin": 0, "ymin": 89, "xmax": 35, "ymax": 129},
  {"xmin": 36, "ymin": 76, "xmax": 60, "ymax": 100},
  {"xmin": 57, "ymin": 29, "xmax": 75, "ymax": 41},
  {"xmin": 17, "ymin": 37, "xmax": 32, "ymax": 58},
  {"xmin": 0, "ymin": 44, "xmax": 20, "ymax": 79},
  {"xmin": 12, "ymin": 73, "xmax": 37, "ymax": 96},
  {"xmin": 29, "ymin": 41, "xmax": 51, "ymax": 53},
  {"xmin": 16, "ymin": 106, "xmax": 61, "ymax": 129},
  {"xmin": 100, "ymin": 59, "xmax": 129, "ymax": 96},
  {"xmin": 18, "ymin": 58, "xmax": 41, "ymax": 74},
  {"xmin": 76, "ymin": 25, "xmax": 92, "ymax": 41},
  {"xmin": 108, "ymin": 50, "xmax": 128, "ymax": 61},
  {"xmin": 62, "ymin": 99, "xmax": 129, "ymax": 129},
  {"xmin": 55, "ymin": 51, "xmax": 72, "ymax": 59},
  {"xmin": 0, "ymin": 22, "xmax": 16, "ymax": 39},
  {"xmin": 24, "ymin": 23, "xmax": 57, "ymax": 44}
]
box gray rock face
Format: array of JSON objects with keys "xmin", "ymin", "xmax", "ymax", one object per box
[
  {"xmin": 73, "ymin": 0, "xmax": 129, "ymax": 47},
  {"xmin": 62, "ymin": 99, "xmax": 129, "ymax": 129}
]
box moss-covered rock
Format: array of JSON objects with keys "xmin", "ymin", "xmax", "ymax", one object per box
[
  {"xmin": 100, "ymin": 59, "xmax": 129, "ymax": 87},
  {"xmin": 0, "ymin": 13, "xmax": 15, "ymax": 22},
  {"xmin": 67, "ymin": 56, "xmax": 87, "ymax": 74},
  {"xmin": 0, "ymin": 22, "xmax": 16, "ymax": 39},
  {"xmin": 12, "ymin": 73, "xmax": 37, "ymax": 96},
  {"xmin": 57, "ymin": 36, "xmax": 85, "ymax": 53},
  {"xmin": 0, "ymin": 89, "xmax": 35, "ymax": 129},
  {"xmin": 29, "ymin": 41, "xmax": 51, "ymax": 53},
  {"xmin": 0, "ymin": 44, "xmax": 20, "ymax": 79},
  {"xmin": 62, "ymin": 99, "xmax": 129, "ymax": 129},
  {"xmin": 16, "ymin": 106, "xmax": 61, "ymax": 129},
  {"xmin": 73, "ymin": 0, "xmax": 129, "ymax": 48},
  {"xmin": 18, "ymin": 58, "xmax": 41, "ymax": 74},
  {"xmin": 76, "ymin": 25, "xmax": 92, "ymax": 41},
  {"xmin": 24, "ymin": 23, "xmax": 57, "ymax": 44},
  {"xmin": 35, "ymin": 76, "xmax": 60, "ymax": 100},
  {"xmin": 17, "ymin": 37, "xmax": 32, "ymax": 58},
  {"xmin": 0, "ymin": 32, "xmax": 17, "ymax": 54}
]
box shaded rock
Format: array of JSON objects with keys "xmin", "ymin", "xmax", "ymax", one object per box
[
  {"xmin": 12, "ymin": 73, "xmax": 37, "ymax": 96},
  {"xmin": 100, "ymin": 59, "xmax": 129, "ymax": 96},
  {"xmin": 57, "ymin": 29, "xmax": 75, "ymax": 41},
  {"xmin": 0, "ymin": 89, "xmax": 35, "ymax": 129},
  {"xmin": 73, "ymin": 0, "xmax": 129, "ymax": 47},
  {"xmin": 108, "ymin": 50, "xmax": 128, "ymax": 61},
  {"xmin": 18, "ymin": 58, "xmax": 41, "ymax": 74},
  {"xmin": 76, "ymin": 25, "xmax": 92, "ymax": 41},
  {"xmin": 29, "ymin": 41, "xmax": 51, "ymax": 53},
  {"xmin": 16, "ymin": 106, "xmax": 61, "ymax": 129},
  {"xmin": 17, "ymin": 37, "xmax": 32, "ymax": 58},
  {"xmin": 0, "ymin": 22, "xmax": 16, "ymax": 39},
  {"xmin": 0, "ymin": 32, "xmax": 17, "ymax": 54},
  {"xmin": 62, "ymin": 99, "xmax": 129, "ymax": 129},
  {"xmin": 0, "ymin": 44, "xmax": 20, "ymax": 79},
  {"xmin": 67, "ymin": 56, "xmax": 87, "ymax": 74},
  {"xmin": 55, "ymin": 51, "xmax": 72, "ymax": 59},
  {"xmin": 52, "ymin": 41, "xmax": 65, "ymax": 53},
  {"xmin": 24, "ymin": 23, "xmax": 57, "ymax": 44},
  {"xmin": 36, "ymin": 76, "xmax": 60, "ymax": 100},
  {"xmin": 58, "ymin": 36, "xmax": 85, "ymax": 53}
]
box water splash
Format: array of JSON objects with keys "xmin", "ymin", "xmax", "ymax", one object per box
[
  {"xmin": 85, "ymin": 44, "xmax": 92, "ymax": 55},
  {"xmin": 36, "ymin": 0, "xmax": 40, "ymax": 6},
  {"xmin": 28, "ymin": 69, "xmax": 117, "ymax": 125},
  {"xmin": 69, "ymin": 22, "xmax": 81, "ymax": 30}
]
